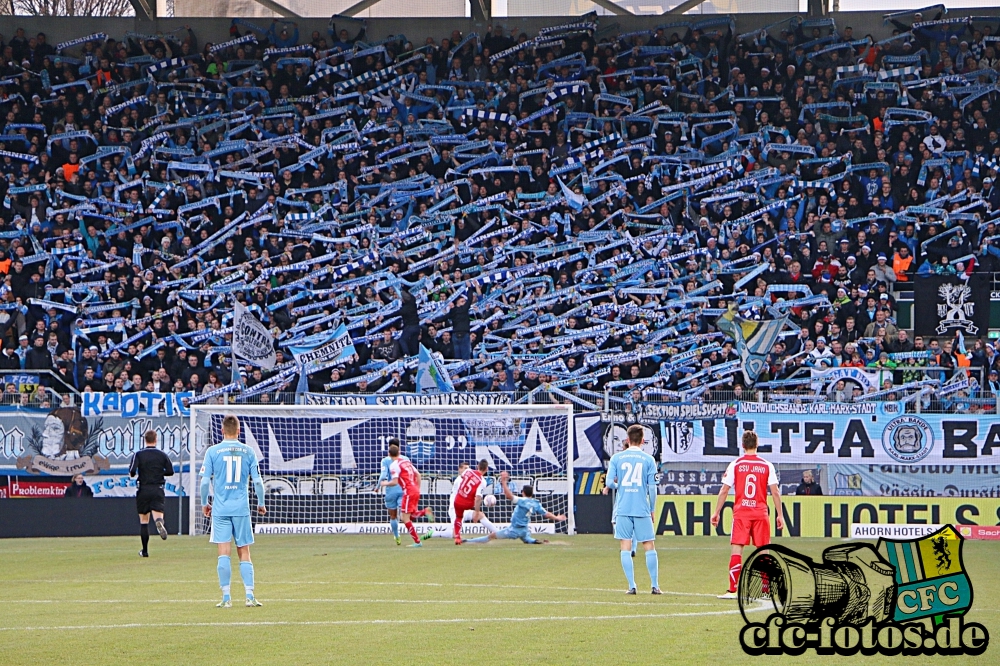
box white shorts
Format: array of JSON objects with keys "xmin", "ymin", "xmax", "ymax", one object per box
[{"xmin": 448, "ymin": 507, "xmax": 477, "ymax": 523}]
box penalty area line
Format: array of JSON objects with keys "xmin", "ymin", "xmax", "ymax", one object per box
[{"xmin": 0, "ymin": 605, "xmax": 769, "ymax": 632}]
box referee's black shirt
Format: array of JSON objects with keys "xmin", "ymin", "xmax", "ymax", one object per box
[{"xmin": 129, "ymin": 448, "xmax": 175, "ymax": 487}]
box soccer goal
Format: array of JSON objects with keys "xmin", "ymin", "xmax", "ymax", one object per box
[{"xmin": 187, "ymin": 403, "xmax": 575, "ymax": 537}]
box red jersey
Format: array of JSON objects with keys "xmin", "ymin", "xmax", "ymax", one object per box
[
  {"xmin": 722, "ymin": 454, "xmax": 778, "ymax": 519},
  {"xmin": 389, "ymin": 456, "xmax": 419, "ymax": 494},
  {"xmin": 453, "ymin": 468, "xmax": 485, "ymax": 506}
]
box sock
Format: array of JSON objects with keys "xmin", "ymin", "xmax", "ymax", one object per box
[
  {"xmin": 631, "ymin": 537, "xmax": 638, "ymax": 554},
  {"xmin": 140, "ymin": 523, "xmax": 149, "ymax": 553},
  {"xmin": 240, "ymin": 561, "xmax": 255, "ymax": 597},
  {"xmin": 218, "ymin": 556, "xmax": 232, "ymax": 596},
  {"xmin": 620, "ymin": 551, "xmax": 636, "ymax": 589},
  {"xmin": 646, "ymin": 550, "xmax": 659, "ymax": 589},
  {"xmin": 479, "ymin": 516, "xmax": 497, "ymax": 533},
  {"xmin": 390, "ymin": 519, "xmax": 399, "ymax": 539},
  {"xmin": 405, "ymin": 521, "xmax": 420, "ymax": 543},
  {"xmin": 466, "ymin": 535, "xmax": 490, "ymax": 543},
  {"xmin": 411, "ymin": 508, "xmax": 427, "ymax": 519},
  {"xmin": 453, "ymin": 518, "xmax": 463, "ymax": 539},
  {"xmin": 729, "ymin": 554, "xmax": 742, "ymax": 593}
]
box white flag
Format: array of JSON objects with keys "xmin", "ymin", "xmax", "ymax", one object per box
[{"xmin": 232, "ymin": 301, "xmax": 276, "ymax": 370}]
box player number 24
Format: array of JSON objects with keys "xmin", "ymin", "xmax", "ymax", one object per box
[
  {"xmin": 619, "ymin": 462, "xmax": 644, "ymax": 487},
  {"xmin": 223, "ymin": 456, "xmax": 242, "ymax": 484}
]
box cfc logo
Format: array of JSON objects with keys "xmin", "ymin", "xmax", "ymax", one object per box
[{"xmin": 881, "ymin": 416, "xmax": 933, "ymax": 464}]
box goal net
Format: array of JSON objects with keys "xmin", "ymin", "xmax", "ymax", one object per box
[{"xmin": 187, "ymin": 404, "xmax": 575, "ymax": 537}]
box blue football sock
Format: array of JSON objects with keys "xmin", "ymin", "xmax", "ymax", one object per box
[
  {"xmin": 620, "ymin": 551, "xmax": 636, "ymax": 589},
  {"xmin": 240, "ymin": 561, "xmax": 255, "ymax": 596},
  {"xmin": 218, "ymin": 556, "xmax": 231, "ymax": 597},
  {"xmin": 466, "ymin": 535, "xmax": 491, "ymax": 543},
  {"xmin": 390, "ymin": 519, "xmax": 399, "ymax": 538},
  {"xmin": 646, "ymin": 549, "xmax": 659, "ymax": 589}
]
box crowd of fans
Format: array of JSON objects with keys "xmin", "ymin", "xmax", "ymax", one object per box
[{"xmin": 0, "ymin": 12, "xmax": 998, "ymax": 410}]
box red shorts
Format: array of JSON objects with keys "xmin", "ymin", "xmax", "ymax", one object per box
[
  {"xmin": 402, "ymin": 492, "xmax": 421, "ymax": 515},
  {"xmin": 453, "ymin": 500, "xmax": 476, "ymax": 516},
  {"xmin": 731, "ymin": 514, "xmax": 770, "ymax": 547}
]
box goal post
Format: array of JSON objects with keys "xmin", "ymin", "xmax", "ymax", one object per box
[{"xmin": 187, "ymin": 403, "xmax": 575, "ymax": 537}]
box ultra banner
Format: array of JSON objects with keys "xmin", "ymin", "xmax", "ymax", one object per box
[
  {"xmin": 653, "ymin": 495, "xmax": 1000, "ymax": 538},
  {"xmin": 913, "ymin": 273, "xmax": 990, "ymax": 337},
  {"xmin": 0, "ymin": 407, "xmax": 187, "ymax": 480},
  {"xmin": 660, "ymin": 401, "xmax": 1000, "ymax": 465}
]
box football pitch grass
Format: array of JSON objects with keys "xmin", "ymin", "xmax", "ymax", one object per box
[{"xmin": 0, "ymin": 534, "xmax": 996, "ymax": 665}]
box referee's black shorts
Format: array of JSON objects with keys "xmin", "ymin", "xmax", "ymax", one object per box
[{"xmin": 136, "ymin": 484, "xmax": 166, "ymax": 515}]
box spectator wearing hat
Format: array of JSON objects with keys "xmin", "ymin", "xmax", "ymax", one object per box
[{"xmin": 873, "ymin": 253, "xmax": 897, "ymax": 284}]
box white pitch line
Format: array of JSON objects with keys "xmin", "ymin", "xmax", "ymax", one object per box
[
  {"xmin": 7, "ymin": 580, "xmax": 718, "ymax": 597},
  {"xmin": 0, "ymin": 606, "xmax": 768, "ymax": 633},
  {"xmin": 2, "ymin": 599, "xmax": 724, "ymax": 607}
]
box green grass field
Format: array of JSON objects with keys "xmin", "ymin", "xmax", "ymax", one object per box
[{"xmin": 0, "ymin": 534, "xmax": 996, "ymax": 665}]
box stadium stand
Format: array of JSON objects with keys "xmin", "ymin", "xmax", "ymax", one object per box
[{"xmin": 0, "ymin": 12, "xmax": 998, "ymax": 412}]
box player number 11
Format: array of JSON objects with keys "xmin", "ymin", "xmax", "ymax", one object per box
[{"xmin": 224, "ymin": 456, "xmax": 242, "ymax": 484}]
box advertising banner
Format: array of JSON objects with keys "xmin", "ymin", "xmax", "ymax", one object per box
[
  {"xmin": 0, "ymin": 407, "xmax": 188, "ymax": 481},
  {"xmin": 653, "ymin": 495, "xmax": 1000, "ymax": 538},
  {"xmin": 660, "ymin": 401, "xmax": 1000, "ymax": 465},
  {"xmin": 827, "ymin": 464, "xmax": 1000, "ymax": 497}
]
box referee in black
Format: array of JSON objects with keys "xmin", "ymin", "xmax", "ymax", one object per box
[{"xmin": 129, "ymin": 430, "xmax": 175, "ymax": 557}]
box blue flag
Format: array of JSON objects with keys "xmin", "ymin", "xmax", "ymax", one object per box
[{"xmin": 416, "ymin": 344, "xmax": 455, "ymax": 393}]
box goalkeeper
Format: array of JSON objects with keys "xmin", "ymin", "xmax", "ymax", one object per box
[{"xmin": 463, "ymin": 472, "xmax": 565, "ymax": 545}]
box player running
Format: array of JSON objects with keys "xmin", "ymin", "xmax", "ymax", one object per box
[
  {"xmin": 378, "ymin": 438, "xmax": 405, "ymax": 545},
  {"xmin": 711, "ymin": 430, "xmax": 784, "ymax": 599},
  {"xmin": 450, "ymin": 460, "xmax": 498, "ymax": 544},
  {"xmin": 200, "ymin": 415, "xmax": 267, "ymax": 608},
  {"xmin": 463, "ymin": 471, "xmax": 565, "ymax": 545},
  {"xmin": 380, "ymin": 442, "xmax": 434, "ymax": 547},
  {"xmin": 602, "ymin": 424, "xmax": 660, "ymax": 595}
]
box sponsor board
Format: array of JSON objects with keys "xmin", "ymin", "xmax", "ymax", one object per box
[
  {"xmin": 829, "ymin": 464, "xmax": 1000, "ymax": 498},
  {"xmin": 654, "ymin": 496, "xmax": 1000, "ymax": 538},
  {"xmin": 850, "ymin": 523, "xmax": 946, "ymax": 539},
  {"xmin": 957, "ymin": 525, "xmax": 1000, "ymax": 540},
  {"xmin": 254, "ymin": 522, "xmax": 556, "ymax": 535}
]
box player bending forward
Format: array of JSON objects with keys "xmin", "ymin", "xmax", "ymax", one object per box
[
  {"xmin": 380, "ymin": 443, "xmax": 434, "ymax": 548},
  {"xmin": 711, "ymin": 430, "xmax": 783, "ymax": 599},
  {"xmin": 450, "ymin": 460, "xmax": 498, "ymax": 545},
  {"xmin": 200, "ymin": 415, "xmax": 267, "ymax": 608},
  {"xmin": 378, "ymin": 438, "xmax": 406, "ymax": 545},
  {"xmin": 603, "ymin": 424, "xmax": 660, "ymax": 595},
  {"xmin": 463, "ymin": 471, "xmax": 565, "ymax": 545}
]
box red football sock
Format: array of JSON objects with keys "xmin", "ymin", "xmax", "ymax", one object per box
[
  {"xmin": 729, "ymin": 554, "xmax": 743, "ymax": 593},
  {"xmin": 405, "ymin": 521, "xmax": 420, "ymax": 543},
  {"xmin": 411, "ymin": 509, "xmax": 427, "ymax": 518},
  {"xmin": 761, "ymin": 571, "xmax": 770, "ymax": 595},
  {"xmin": 453, "ymin": 518, "xmax": 463, "ymax": 540}
]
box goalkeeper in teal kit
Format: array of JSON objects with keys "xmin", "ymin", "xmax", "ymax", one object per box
[
  {"xmin": 200, "ymin": 414, "xmax": 267, "ymax": 608},
  {"xmin": 602, "ymin": 424, "xmax": 661, "ymax": 595}
]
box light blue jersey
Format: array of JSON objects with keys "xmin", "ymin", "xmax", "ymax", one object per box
[
  {"xmin": 379, "ymin": 456, "xmax": 403, "ymax": 509},
  {"xmin": 200, "ymin": 439, "xmax": 264, "ymax": 517},
  {"xmin": 606, "ymin": 448, "xmax": 657, "ymax": 518},
  {"xmin": 510, "ymin": 497, "xmax": 546, "ymax": 529}
]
